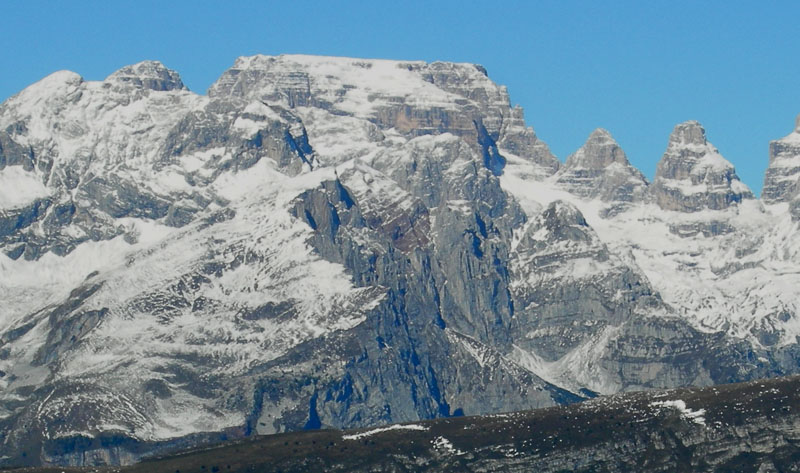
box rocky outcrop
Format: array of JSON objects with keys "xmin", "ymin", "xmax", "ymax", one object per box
[
  {"xmin": 556, "ymin": 128, "xmax": 647, "ymax": 202},
  {"xmin": 763, "ymin": 114, "xmax": 800, "ymax": 207},
  {"xmin": 158, "ymin": 100, "xmax": 315, "ymax": 176},
  {"xmin": 650, "ymin": 121, "xmax": 753, "ymax": 212},
  {"xmin": 105, "ymin": 60, "xmax": 188, "ymax": 92},
  {"xmin": 0, "ymin": 60, "xmax": 318, "ymax": 260},
  {"xmin": 497, "ymin": 105, "xmax": 560, "ymax": 175},
  {"xmin": 506, "ymin": 200, "xmax": 765, "ymax": 394},
  {"xmin": 510, "ymin": 200, "xmax": 646, "ymax": 363},
  {"xmin": 0, "ymin": 130, "xmax": 36, "ymax": 170}
]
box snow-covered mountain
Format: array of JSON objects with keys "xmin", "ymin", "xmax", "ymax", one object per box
[{"xmin": 1, "ymin": 54, "xmax": 799, "ymax": 467}]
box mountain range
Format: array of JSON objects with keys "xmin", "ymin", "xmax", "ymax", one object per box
[{"xmin": 1, "ymin": 55, "xmax": 800, "ymax": 467}]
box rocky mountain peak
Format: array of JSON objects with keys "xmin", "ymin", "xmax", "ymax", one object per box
[
  {"xmin": 37, "ymin": 70, "xmax": 84, "ymax": 90},
  {"xmin": 651, "ymin": 120, "xmax": 752, "ymax": 212},
  {"xmin": 0, "ymin": 70, "xmax": 84, "ymax": 120},
  {"xmin": 565, "ymin": 128, "xmax": 628, "ymax": 169},
  {"xmin": 105, "ymin": 60, "xmax": 187, "ymax": 91},
  {"xmin": 588, "ymin": 127, "xmax": 613, "ymax": 141},
  {"xmin": 763, "ymin": 114, "xmax": 800, "ymax": 205},
  {"xmin": 657, "ymin": 120, "xmax": 720, "ymax": 182},
  {"xmin": 667, "ymin": 120, "xmax": 707, "ymax": 147},
  {"xmin": 555, "ymin": 128, "xmax": 647, "ymax": 202},
  {"xmin": 545, "ymin": 199, "xmax": 586, "ymax": 223},
  {"xmin": 207, "ymin": 54, "xmax": 559, "ymax": 178}
]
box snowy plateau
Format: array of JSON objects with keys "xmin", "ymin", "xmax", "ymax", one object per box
[{"xmin": 1, "ymin": 54, "xmax": 800, "ymax": 466}]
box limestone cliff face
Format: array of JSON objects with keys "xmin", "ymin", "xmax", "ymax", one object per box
[{"xmin": 509, "ymin": 200, "xmax": 648, "ymax": 364}]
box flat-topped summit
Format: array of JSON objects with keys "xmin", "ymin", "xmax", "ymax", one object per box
[
  {"xmin": 207, "ymin": 54, "xmax": 498, "ymax": 111},
  {"xmin": 650, "ymin": 120, "xmax": 752, "ymax": 212},
  {"xmin": 208, "ymin": 54, "xmax": 559, "ymax": 174},
  {"xmin": 105, "ymin": 60, "xmax": 187, "ymax": 92},
  {"xmin": 556, "ymin": 128, "xmax": 647, "ymax": 202}
]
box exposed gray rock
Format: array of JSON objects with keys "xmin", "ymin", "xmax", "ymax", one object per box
[
  {"xmin": 790, "ymin": 197, "xmax": 800, "ymax": 220},
  {"xmin": 650, "ymin": 121, "xmax": 753, "ymax": 212},
  {"xmin": 105, "ymin": 60, "xmax": 188, "ymax": 92},
  {"xmin": 159, "ymin": 99, "xmax": 315, "ymax": 176},
  {"xmin": 498, "ymin": 105, "xmax": 560, "ymax": 175},
  {"xmin": 0, "ymin": 130, "xmax": 35, "ymax": 170},
  {"xmin": 505, "ymin": 201, "xmax": 753, "ymax": 393},
  {"xmin": 269, "ymin": 163, "xmax": 577, "ymax": 433},
  {"xmin": 556, "ymin": 128, "xmax": 648, "ymax": 202},
  {"xmin": 507, "ymin": 195, "xmax": 781, "ymax": 396},
  {"xmin": 668, "ymin": 219, "xmax": 735, "ymax": 238},
  {"xmin": 510, "ymin": 201, "xmax": 644, "ymax": 362},
  {"xmin": 763, "ymin": 114, "xmax": 800, "ymax": 204}
]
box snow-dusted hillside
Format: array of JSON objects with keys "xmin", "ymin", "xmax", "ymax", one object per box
[{"xmin": 1, "ymin": 54, "xmax": 799, "ymax": 467}]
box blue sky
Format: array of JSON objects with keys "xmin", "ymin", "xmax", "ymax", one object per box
[{"xmin": 2, "ymin": 0, "xmax": 798, "ymax": 194}]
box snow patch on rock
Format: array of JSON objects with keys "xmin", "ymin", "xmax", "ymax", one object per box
[
  {"xmin": 651, "ymin": 399, "xmax": 707, "ymax": 426},
  {"xmin": 342, "ymin": 423, "xmax": 428, "ymax": 440}
]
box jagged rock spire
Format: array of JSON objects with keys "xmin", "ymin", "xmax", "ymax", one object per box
[
  {"xmin": 565, "ymin": 128, "xmax": 629, "ymax": 169},
  {"xmin": 763, "ymin": 113, "xmax": 800, "ymax": 204},
  {"xmin": 555, "ymin": 128, "xmax": 647, "ymax": 202},
  {"xmin": 651, "ymin": 121, "xmax": 752, "ymax": 212},
  {"xmin": 667, "ymin": 120, "xmax": 707, "ymax": 147}
]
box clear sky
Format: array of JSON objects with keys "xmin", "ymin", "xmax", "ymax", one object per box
[{"xmin": 2, "ymin": 0, "xmax": 798, "ymax": 195}]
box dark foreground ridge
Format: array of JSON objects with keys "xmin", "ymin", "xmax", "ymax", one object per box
[{"xmin": 9, "ymin": 375, "xmax": 800, "ymax": 473}]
